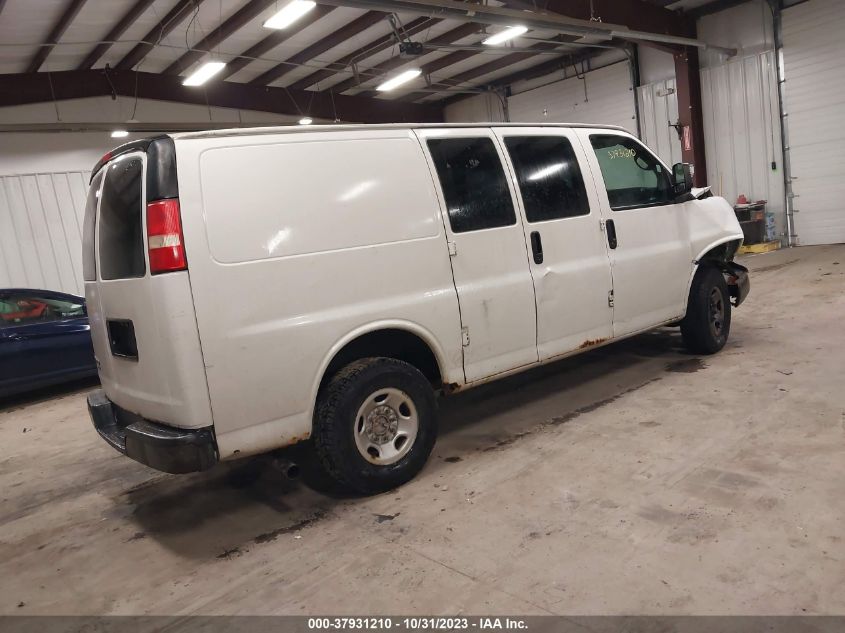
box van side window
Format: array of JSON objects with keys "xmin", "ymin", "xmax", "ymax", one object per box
[
  {"xmin": 427, "ymin": 138, "xmax": 516, "ymax": 233},
  {"xmin": 589, "ymin": 134, "xmax": 672, "ymax": 211},
  {"xmin": 503, "ymin": 136, "xmax": 590, "ymax": 222}
]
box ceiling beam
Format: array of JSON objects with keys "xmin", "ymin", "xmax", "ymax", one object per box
[
  {"xmin": 400, "ymin": 40, "xmax": 560, "ymax": 102},
  {"xmin": 27, "ymin": 0, "xmax": 88, "ymax": 72},
  {"xmin": 218, "ymin": 4, "xmax": 339, "ymax": 80},
  {"xmin": 333, "ymin": 21, "xmax": 480, "ymax": 96},
  {"xmin": 77, "ymin": 0, "xmax": 157, "ymax": 70},
  {"xmin": 380, "ymin": 0, "xmax": 695, "ymax": 103},
  {"xmin": 502, "ymin": 0, "xmax": 694, "ymax": 37},
  {"xmin": 486, "ymin": 48, "xmax": 610, "ymax": 90},
  {"xmin": 437, "ymin": 45, "xmax": 612, "ymax": 106},
  {"xmin": 414, "ymin": 46, "xmax": 481, "ymax": 78},
  {"xmin": 0, "ymin": 69, "xmax": 443, "ymax": 123},
  {"xmin": 116, "ymin": 0, "xmax": 207, "ymax": 71},
  {"xmin": 285, "ymin": 16, "xmax": 437, "ymax": 91},
  {"xmin": 247, "ymin": 9, "xmax": 386, "ymax": 86},
  {"xmin": 317, "ymin": 0, "xmax": 720, "ymax": 52},
  {"xmin": 687, "ymin": 0, "xmax": 751, "ymax": 19},
  {"xmin": 360, "ymin": 46, "xmax": 481, "ymax": 100},
  {"xmin": 318, "ymin": 0, "xmax": 626, "ymax": 32},
  {"xmin": 386, "ymin": 33, "xmax": 583, "ymax": 103},
  {"xmin": 163, "ymin": 0, "xmax": 278, "ymax": 76}
]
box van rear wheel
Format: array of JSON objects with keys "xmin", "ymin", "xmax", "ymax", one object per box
[
  {"xmin": 314, "ymin": 358, "xmax": 437, "ymax": 494},
  {"xmin": 681, "ymin": 265, "xmax": 731, "ymax": 354}
]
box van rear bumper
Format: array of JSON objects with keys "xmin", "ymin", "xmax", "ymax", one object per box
[{"xmin": 87, "ymin": 390, "xmax": 217, "ymax": 474}]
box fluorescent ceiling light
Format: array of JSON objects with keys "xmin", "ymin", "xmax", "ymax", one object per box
[
  {"xmin": 376, "ymin": 68, "xmax": 422, "ymax": 92},
  {"xmin": 264, "ymin": 0, "xmax": 316, "ymax": 29},
  {"xmin": 110, "ymin": 130, "xmax": 129, "ymax": 139},
  {"xmin": 298, "ymin": 117, "xmax": 313, "ymax": 125},
  {"xmin": 483, "ymin": 26, "xmax": 528, "ymax": 45},
  {"xmin": 182, "ymin": 61, "xmax": 226, "ymax": 86}
]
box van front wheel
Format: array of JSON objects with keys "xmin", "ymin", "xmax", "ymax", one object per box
[
  {"xmin": 314, "ymin": 358, "xmax": 437, "ymax": 494},
  {"xmin": 681, "ymin": 265, "xmax": 731, "ymax": 354}
]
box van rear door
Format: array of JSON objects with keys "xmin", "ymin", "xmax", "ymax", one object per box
[{"xmin": 83, "ymin": 138, "xmax": 212, "ymax": 429}]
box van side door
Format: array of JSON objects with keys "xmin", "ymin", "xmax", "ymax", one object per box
[
  {"xmin": 576, "ymin": 130, "xmax": 692, "ymax": 336},
  {"xmin": 494, "ymin": 129, "xmax": 614, "ymax": 359},
  {"xmin": 417, "ymin": 129, "xmax": 538, "ymax": 383}
]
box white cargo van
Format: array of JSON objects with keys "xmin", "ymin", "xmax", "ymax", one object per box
[{"xmin": 84, "ymin": 123, "xmax": 749, "ymax": 493}]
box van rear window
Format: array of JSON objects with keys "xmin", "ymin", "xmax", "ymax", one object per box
[{"xmin": 98, "ymin": 156, "xmax": 145, "ymax": 280}]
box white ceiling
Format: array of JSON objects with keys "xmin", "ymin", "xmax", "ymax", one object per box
[{"xmin": 0, "ymin": 0, "xmax": 713, "ymax": 103}]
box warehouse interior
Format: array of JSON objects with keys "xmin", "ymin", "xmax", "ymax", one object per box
[{"xmin": 1, "ymin": 0, "xmax": 844, "ymax": 620}]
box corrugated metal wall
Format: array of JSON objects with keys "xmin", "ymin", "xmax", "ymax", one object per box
[
  {"xmin": 700, "ymin": 50, "xmax": 784, "ymax": 237},
  {"xmin": 0, "ymin": 171, "xmax": 89, "ymax": 295},
  {"xmin": 443, "ymin": 93, "xmax": 507, "ymax": 123},
  {"xmin": 782, "ymin": 0, "xmax": 845, "ymax": 245},
  {"xmin": 507, "ymin": 61, "xmax": 637, "ymax": 133},
  {"xmin": 637, "ymin": 78, "xmax": 682, "ymax": 166}
]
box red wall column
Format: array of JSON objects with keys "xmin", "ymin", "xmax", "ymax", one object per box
[{"xmin": 674, "ymin": 46, "xmax": 708, "ymax": 187}]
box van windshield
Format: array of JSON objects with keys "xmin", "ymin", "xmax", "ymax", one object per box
[{"xmin": 98, "ymin": 156, "xmax": 145, "ymax": 280}]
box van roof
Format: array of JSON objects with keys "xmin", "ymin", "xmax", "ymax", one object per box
[{"xmin": 171, "ymin": 122, "xmax": 630, "ymax": 141}]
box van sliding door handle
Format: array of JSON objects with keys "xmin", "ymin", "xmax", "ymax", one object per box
[
  {"xmin": 530, "ymin": 231, "xmax": 543, "ymax": 264},
  {"xmin": 605, "ymin": 219, "xmax": 618, "ymax": 249}
]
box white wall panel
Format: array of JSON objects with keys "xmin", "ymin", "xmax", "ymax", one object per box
[
  {"xmin": 637, "ymin": 79, "xmax": 682, "ymax": 166},
  {"xmin": 697, "ymin": 0, "xmax": 775, "ymax": 69},
  {"xmin": 782, "ymin": 0, "xmax": 845, "ymax": 245},
  {"xmin": 700, "ymin": 51, "xmax": 784, "ymax": 239},
  {"xmin": 638, "ymin": 46, "xmax": 676, "ymax": 85},
  {"xmin": 443, "ymin": 92, "xmax": 506, "ymax": 123},
  {"xmin": 507, "ymin": 62, "xmax": 637, "ymax": 133},
  {"xmin": 0, "ymin": 171, "xmax": 89, "ymax": 295}
]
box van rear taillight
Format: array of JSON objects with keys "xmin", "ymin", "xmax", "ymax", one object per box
[{"xmin": 146, "ymin": 199, "xmax": 187, "ymax": 274}]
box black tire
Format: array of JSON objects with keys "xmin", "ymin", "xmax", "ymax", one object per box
[
  {"xmin": 681, "ymin": 265, "xmax": 731, "ymax": 354},
  {"xmin": 313, "ymin": 357, "xmax": 437, "ymax": 494}
]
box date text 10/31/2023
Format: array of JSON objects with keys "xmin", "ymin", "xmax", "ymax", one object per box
[{"xmin": 307, "ymin": 617, "xmax": 528, "ymax": 630}]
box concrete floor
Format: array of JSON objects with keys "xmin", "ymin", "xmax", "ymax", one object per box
[{"xmin": 1, "ymin": 244, "xmax": 843, "ymax": 615}]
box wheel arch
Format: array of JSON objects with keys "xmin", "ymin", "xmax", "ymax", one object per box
[
  {"xmin": 308, "ymin": 321, "xmax": 451, "ymax": 429},
  {"xmin": 682, "ymin": 236, "xmax": 743, "ymax": 314}
]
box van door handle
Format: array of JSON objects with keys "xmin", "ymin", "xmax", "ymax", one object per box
[
  {"xmin": 530, "ymin": 231, "xmax": 543, "ymax": 264},
  {"xmin": 605, "ymin": 219, "xmax": 618, "ymax": 249}
]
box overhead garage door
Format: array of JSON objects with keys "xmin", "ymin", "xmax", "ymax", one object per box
[
  {"xmin": 507, "ymin": 61, "xmax": 637, "ymax": 134},
  {"xmin": 782, "ymin": 0, "xmax": 845, "ymax": 245}
]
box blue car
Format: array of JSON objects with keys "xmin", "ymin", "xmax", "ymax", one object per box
[{"xmin": 0, "ymin": 289, "xmax": 97, "ymax": 398}]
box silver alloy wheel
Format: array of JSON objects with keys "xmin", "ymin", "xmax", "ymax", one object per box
[
  {"xmin": 354, "ymin": 387, "xmax": 419, "ymax": 465},
  {"xmin": 709, "ymin": 287, "xmax": 725, "ymax": 337}
]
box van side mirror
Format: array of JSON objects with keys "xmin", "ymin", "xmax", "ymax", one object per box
[{"xmin": 672, "ymin": 162, "xmax": 693, "ymax": 197}]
